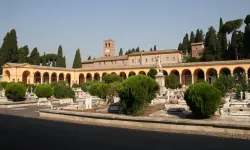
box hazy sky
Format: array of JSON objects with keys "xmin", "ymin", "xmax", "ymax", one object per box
[{"xmin": 0, "ymin": 0, "xmax": 249, "ymax": 67}]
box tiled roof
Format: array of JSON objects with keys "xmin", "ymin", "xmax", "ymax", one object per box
[
  {"xmin": 82, "ymin": 55, "xmax": 128, "ymax": 63},
  {"xmin": 128, "ymin": 49, "xmax": 182, "ymax": 56}
]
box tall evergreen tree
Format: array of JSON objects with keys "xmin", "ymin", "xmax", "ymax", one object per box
[
  {"xmin": 195, "ymin": 29, "xmax": 204, "ymax": 42},
  {"xmin": 8, "ymin": 29, "xmax": 19, "ymax": 63},
  {"xmin": 0, "ymin": 32, "xmax": 10, "ymax": 74},
  {"xmin": 150, "ymin": 48, "xmax": 153, "ymax": 51},
  {"xmin": 132, "ymin": 48, "xmax": 135, "ymax": 53},
  {"xmin": 136, "ymin": 47, "xmax": 140, "ymax": 52},
  {"xmin": 18, "ymin": 47, "xmax": 26, "ymax": 63},
  {"xmin": 202, "ymin": 26, "xmax": 220, "ymax": 61},
  {"xmin": 56, "ymin": 45, "xmax": 64, "ymax": 67},
  {"xmin": 42, "ymin": 52, "xmax": 47, "ymax": 66},
  {"xmin": 88, "ymin": 55, "xmax": 91, "ymax": 60},
  {"xmin": 29, "ymin": 47, "xmax": 40, "ymax": 65},
  {"xmin": 182, "ymin": 33, "xmax": 189, "ymax": 53},
  {"xmin": 177, "ymin": 42, "xmax": 182, "ymax": 50},
  {"xmin": 153, "ymin": 45, "xmax": 157, "ymax": 51},
  {"xmin": 189, "ymin": 31, "xmax": 195, "ymax": 53},
  {"xmin": 244, "ymin": 14, "xmax": 250, "ymax": 58},
  {"xmin": 72, "ymin": 49, "xmax": 82, "ymax": 68},
  {"xmin": 218, "ymin": 18, "xmax": 228, "ymax": 60},
  {"xmin": 119, "ymin": 48, "xmax": 123, "ymax": 56},
  {"xmin": 63, "ymin": 56, "xmax": 66, "ymax": 67}
]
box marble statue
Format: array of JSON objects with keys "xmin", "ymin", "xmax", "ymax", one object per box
[{"xmin": 156, "ymin": 57, "xmax": 163, "ymax": 73}]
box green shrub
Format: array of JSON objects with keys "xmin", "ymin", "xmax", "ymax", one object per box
[
  {"xmin": 177, "ymin": 83, "xmax": 183, "ymax": 88},
  {"xmin": 107, "ymin": 81, "xmax": 121, "ymax": 97},
  {"xmin": 5, "ymin": 82, "xmax": 26, "ymax": 101},
  {"xmin": 96, "ymin": 82, "xmax": 109, "ymax": 99},
  {"xmin": 72, "ymin": 83, "xmax": 79, "ymax": 88},
  {"xmin": 34, "ymin": 84, "xmax": 54, "ymax": 98},
  {"xmin": 184, "ymin": 82, "xmax": 221, "ymax": 118},
  {"xmin": 147, "ymin": 68, "xmax": 158, "ymax": 79},
  {"xmin": 80, "ymin": 82, "xmax": 94, "ymax": 92},
  {"xmin": 213, "ymin": 74, "xmax": 234, "ymax": 96},
  {"xmin": 165, "ymin": 74, "xmax": 178, "ymax": 89},
  {"xmin": 102, "ymin": 74, "xmax": 121, "ymax": 84},
  {"xmin": 0, "ymin": 81, "xmax": 9, "ymax": 89},
  {"xmin": 53, "ymin": 83, "xmax": 75, "ymax": 100},
  {"xmin": 118, "ymin": 75, "xmax": 160, "ymax": 116},
  {"xmin": 88, "ymin": 82, "xmax": 101, "ymax": 96}
]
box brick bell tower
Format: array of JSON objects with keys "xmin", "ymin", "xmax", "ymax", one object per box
[{"xmin": 104, "ymin": 39, "xmax": 115, "ymax": 57}]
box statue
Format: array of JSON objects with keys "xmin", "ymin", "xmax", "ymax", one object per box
[{"xmin": 156, "ymin": 57, "xmax": 163, "ymax": 73}]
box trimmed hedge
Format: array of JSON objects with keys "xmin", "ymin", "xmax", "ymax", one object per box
[
  {"xmin": 72, "ymin": 83, "xmax": 79, "ymax": 88},
  {"xmin": 5, "ymin": 82, "xmax": 26, "ymax": 101},
  {"xmin": 53, "ymin": 83, "xmax": 75, "ymax": 100},
  {"xmin": 118, "ymin": 75, "xmax": 160, "ymax": 116},
  {"xmin": 102, "ymin": 74, "xmax": 121, "ymax": 84},
  {"xmin": 213, "ymin": 74, "xmax": 234, "ymax": 96},
  {"xmin": 34, "ymin": 84, "xmax": 54, "ymax": 98},
  {"xmin": 0, "ymin": 81, "xmax": 8, "ymax": 89},
  {"xmin": 184, "ymin": 82, "xmax": 221, "ymax": 118},
  {"xmin": 80, "ymin": 82, "xmax": 94, "ymax": 92}
]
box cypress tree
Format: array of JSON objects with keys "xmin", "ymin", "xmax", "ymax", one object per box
[
  {"xmin": 189, "ymin": 31, "xmax": 195, "ymax": 53},
  {"xmin": 153, "ymin": 45, "xmax": 157, "ymax": 51},
  {"xmin": 42, "ymin": 52, "xmax": 47, "ymax": 66},
  {"xmin": 88, "ymin": 55, "xmax": 91, "ymax": 60},
  {"xmin": 177, "ymin": 42, "xmax": 182, "ymax": 50},
  {"xmin": 18, "ymin": 45, "xmax": 29, "ymax": 63},
  {"xmin": 150, "ymin": 48, "xmax": 153, "ymax": 51},
  {"xmin": 195, "ymin": 29, "xmax": 204, "ymax": 42},
  {"xmin": 244, "ymin": 14, "xmax": 250, "ymax": 58},
  {"xmin": 29, "ymin": 47, "xmax": 40, "ymax": 65},
  {"xmin": 119, "ymin": 48, "xmax": 123, "ymax": 56},
  {"xmin": 132, "ymin": 48, "xmax": 135, "ymax": 53},
  {"xmin": 218, "ymin": 18, "xmax": 228, "ymax": 60},
  {"xmin": 182, "ymin": 33, "xmax": 189, "ymax": 52},
  {"xmin": 8, "ymin": 29, "xmax": 19, "ymax": 63},
  {"xmin": 0, "ymin": 32, "xmax": 10, "ymax": 74},
  {"xmin": 63, "ymin": 56, "xmax": 66, "ymax": 67},
  {"xmin": 56, "ymin": 45, "xmax": 64, "ymax": 67},
  {"xmin": 72, "ymin": 49, "xmax": 82, "ymax": 68},
  {"xmin": 136, "ymin": 47, "xmax": 140, "ymax": 52}
]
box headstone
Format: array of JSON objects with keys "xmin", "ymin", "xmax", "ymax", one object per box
[
  {"xmin": 2, "ymin": 89, "xmax": 5, "ymax": 97},
  {"xmin": 85, "ymin": 96, "xmax": 92, "ymax": 109},
  {"xmin": 240, "ymin": 91, "xmax": 243, "ymax": 100}
]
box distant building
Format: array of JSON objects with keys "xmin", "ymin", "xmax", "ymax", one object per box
[{"xmin": 191, "ymin": 42, "xmax": 204, "ymax": 58}]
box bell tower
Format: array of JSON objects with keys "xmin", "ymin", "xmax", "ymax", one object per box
[{"xmin": 104, "ymin": 39, "xmax": 115, "ymax": 57}]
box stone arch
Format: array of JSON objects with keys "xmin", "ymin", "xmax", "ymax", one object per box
[
  {"xmin": 139, "ymin": 71, "xmax": 146, "ymax": 75},
  {"xmin": 86, "ymin": 73, "xmax": 92, "ymax": 82},
  {"xmin": 181, "ymin": 69, "xmax": 192, "ymax": 86},
  {"xmin": 79, "ymin": 74, "xmax": 85, "ymax": 85},
  {"xmin": 66, "ymin": 73, "xmax": 71, "ymax": 86},
  {"xmin": 233, "ymin": 67, "xmax": 246, "ymax": 83},
  {"xmin": 248, "ymin": 68, "xmax": 250, "ymax": 82},
  {"xmin": 170, "ymin": 69, "xmax": 180, "ymax": 83},
  {"xmin": 128, "ymin": 71, "xmax": 136, "ymax": 77},
  {"xmin": 43, "ymin": 72, "xmax": 49, "ymax": 84},
  {"xmin": 59, "ymin": 73, "xmax": 64, "ymax": 81},
  {"xmin": 111, "ymin": 72, "xmax": 117, "ymax": 75},
  {"xmin": 34, "ymin": 72, "xmax": 41, "ymax": 84},
  {"xmin": 120, "ymin": 72, "xmax": 127, "ymax": 80},
  {"xmin": 206, "ymin": 68, "xmax": 218, "ymax": 84},
  {"xmin": 219, "ymin": 67, "xmax": 231, "ymax": 76},
  {"xmin": 22, "ymin": 71, "xmax": 30, "ymax": 84},
  {"xmin": 4, "ymin": 70, "xmax": 10, "ymax": 82},
  {"xmin": 163, "ymin": 70, "xmax": 168, "ymax": 76},
  {"xmin": 193, "ymin": 68, "xmax": 205, "ymax": 83},
  {"xmin": 51, "ymin": 73, "xmax": 57, "ymax": 82},
  {"xmin": 94, "ymin": 73, "xmax": 100, "ymax": 81}
]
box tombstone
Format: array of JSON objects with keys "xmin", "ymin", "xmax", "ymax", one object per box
[
  {"xmin": 114, "ymin": 97, "xmax": 120, "ymax": 103},
  {"xmin": 2, "ymin": 89, "xmax": 5, "ymax": 97},
  {"xmin": 240, "ymin": 91, "xmax": 243, "ymax": 100},
  {"xmin": 219, "ymin": 108, "xmax": 224, "ymax": 116},
  {"xmin": 85, "ymin": 96, "xmax": 92, "ymax": 109}
]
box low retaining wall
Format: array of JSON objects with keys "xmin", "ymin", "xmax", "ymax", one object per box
[
  {"xmin": 0, "ymin": 100, "xmax": 38, "ymax": 108},
  {"xmin": 39, "ymin": 109, "xmax": 250, "ymax": 137}
]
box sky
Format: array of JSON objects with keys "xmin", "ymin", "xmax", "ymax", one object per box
[{"xmin": 0, "ymin": 0, "xmax": 249, "ymax": 67}]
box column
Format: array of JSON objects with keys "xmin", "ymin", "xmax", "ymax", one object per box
[
  {"xmin": 204, "ymin": 74, "xmax": 206, "ymax": 81},
  {"xmin": 179, "ymin": 75, "xmax": 181, "ymax": 84},
  {"xmin": 192, "ymin": 74, "xmax": 194, "ymax": 84},
  {"xmin": 49, "ymin": 77, "xmax": 51, "ymax": 84}
]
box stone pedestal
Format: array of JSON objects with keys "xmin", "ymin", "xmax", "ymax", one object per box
[
  {"xmin": 155, "ymin": 73, "xmax": 166, "ymax": 93},
  {"xmin": 0, "ymin": 97, "xmax": 8, "ymax": 102}
]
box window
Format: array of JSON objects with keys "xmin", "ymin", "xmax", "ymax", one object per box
[
  {"xmin": 173, "ymin": 57, "xmax": 175, "ymax": 61},
  {"xmin": 166, "ymin": 57, "xmax": 169, "ymax": 61},
  {"xmin": 132, "ymin": 59, "xmax": 135, "ymax": 63},
  {"xmin": 137, "ymin": 59, "xmax": 140, "ymax": 63},
  {"xmin": 146, "ymin": 58, "xmax": 148, "ymax": 63},
  {"xmin": 151, "ymin": 58, "xmax": 154, "ymax": 62}
]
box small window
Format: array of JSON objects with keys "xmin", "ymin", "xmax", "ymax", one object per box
[
  {"xmin": 151, "ymin": 58, "xmax": 154, "ymax": 62},
  {"xmin": 132, "ymin": 59, "xmax": 135, "ymax": 63},
  {"xmin": 166, "ymin": 57, "xmax": 169, "ymax": 61},
  {"xmin": 173, "ymin": 57, "xmax": 175, "ymax": 61},
  {"xmin": 104, "ymin": 61, "xmax": 106, "ymax": 65},
  {"xmin": 146, "ymin": 58, "xmax": 148, "ymax": 63}
]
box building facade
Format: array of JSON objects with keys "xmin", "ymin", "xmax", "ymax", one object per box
[{"xmin": 1, "ymin": 39, "xmax": 249, "ymax": 87}]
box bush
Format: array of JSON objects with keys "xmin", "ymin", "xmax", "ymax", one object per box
[
  {"xmin": 0, "ymin": 81, "xmax": 9, "ymax": 89},
  {"xmin": 165, "ymin": 74, "xmax": 178, "ymax": 89},
  {"xmin": 53, "ymin": 83, "xmax": 75, "ymax": 100},
  {"xmin": 102, "ymin": 74, "xmax": 121, "ymax": 84},
  {"xmin": 213, "ymin": 74, "xmax": 234, "ymax": 96},
  {"xmin": 107, "ymin": 81, "xmax": 121, "ymax": 97},
  {"xmin": 147, "ymin": 68, "xmax": 158, "ymax": 79},
  {"xmin": 50, "ymin": 81, "xmax": 67, "ymax": 88},
  {"xmin": 96, "ymin": 82, "xmax": 109, "ymax": 99},
  {"xmin": 80, "ymin": 82, "xmax": 94, "ymax": 92},
  {"xmin": 72, "ymin": 83, "xmax": 79, "ymax": 88},
  {"xmin": 184, "ymin": 82, "xmax": 221, "ymax": 118},
  {"xmin": 34, "ymin": 84, "xmax": 54, "ymax": 98},
  {"xmin": 5, "ymin": 82, "xmax": 26, "ymax": 101},
  {"xmin": 118, "ymin": 75, "xmax": 160, "ymax": 116}
]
